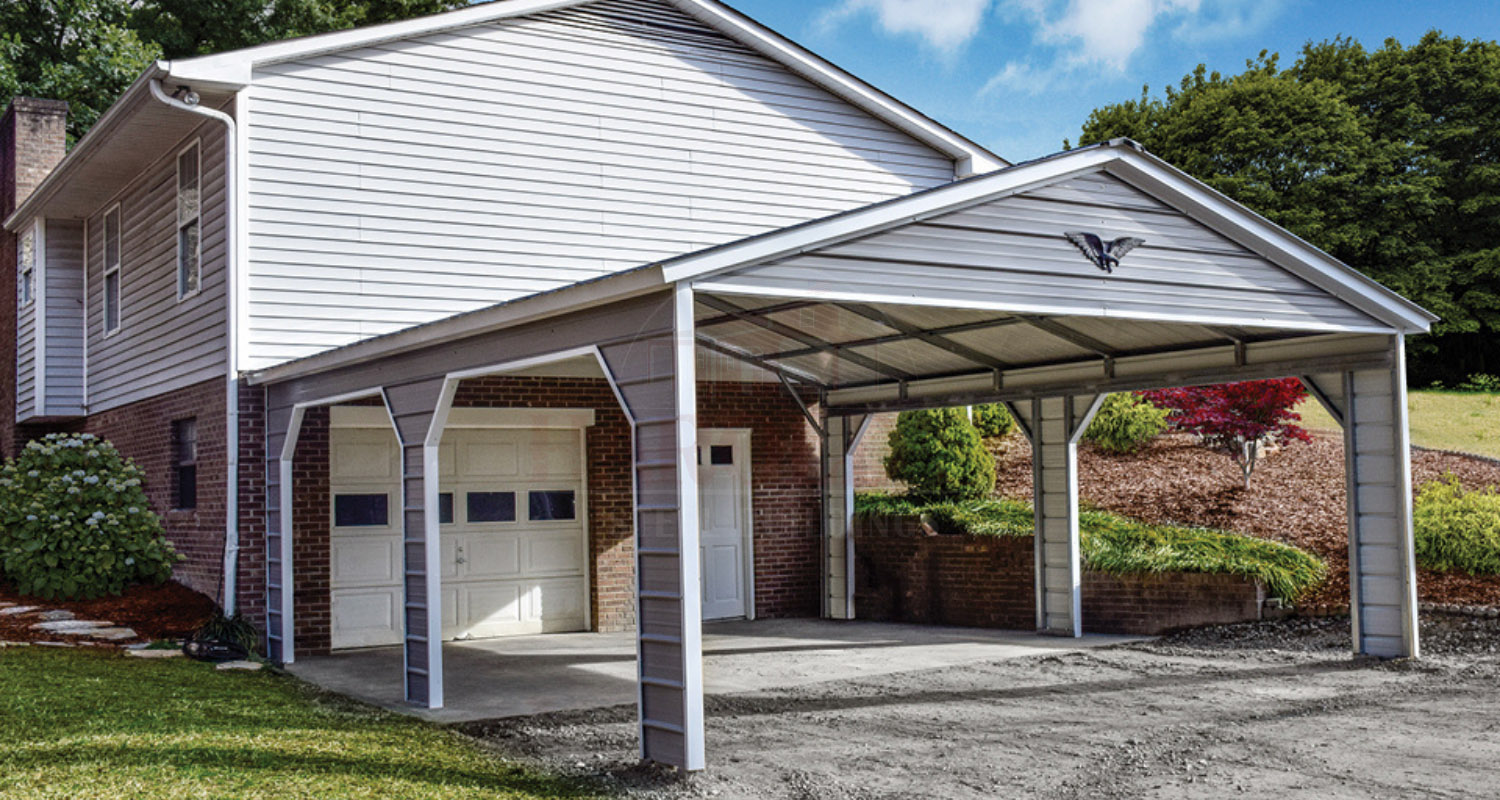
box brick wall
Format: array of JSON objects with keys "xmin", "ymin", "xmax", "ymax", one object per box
[
  {"xmin": 0, "ymin": 99, "xmax": 68, "ymax": 458},
  {"xmin": 853, "ymin": 515, "xmax": 1266, "ymax": 635},
  {"xmin": 285, "ymin": 376, "xmax": 823, "ymax": 655},
  {"xmin": 852, "ymin": 412, "xmax": 902, "ymax": 493},
  {"xmin": 72, "ymin": 377, "xmax": 230, "ymax": 603}
]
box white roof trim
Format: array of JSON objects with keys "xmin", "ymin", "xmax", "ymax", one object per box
[
  {"xmin": 662, "ymin": 142, "xmax": 1435, "ymax": 334},
  {"xmin": 167, "ymin": 0, "xmax": 1003, "ymax": 173}
]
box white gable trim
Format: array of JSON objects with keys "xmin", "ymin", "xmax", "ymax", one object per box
[
  {"xmin": 662, "ymin": 142, "xmax": 1435, "ymax": 334},
  {"xmin": 166, "ymin": 0, "xmax": 1003, "ymax": 174}
]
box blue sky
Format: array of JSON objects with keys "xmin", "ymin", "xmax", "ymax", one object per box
[{"xmin": 725, "ymin": 0, "xmax": 1500, "ymax": 162}]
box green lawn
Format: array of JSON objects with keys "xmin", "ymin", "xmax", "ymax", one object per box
[
  {"xmin": 0, "ymin": 647, "xmax": 592, "ymax": 800},
  {"xmin": 1297, "ymin": 390, "xmax": 1500, "ymax": 458}
]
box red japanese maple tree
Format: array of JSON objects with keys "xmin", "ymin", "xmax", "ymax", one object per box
[{"xmin": 1140, "ymin": 378, "xmax": 1313, "ymax": 489}]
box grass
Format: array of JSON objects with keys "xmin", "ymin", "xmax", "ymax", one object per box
[
  {"xmin": 1296, "ymin": 391, "xmax": 1500, "ymax": 459},
  {"xmin": 855, "ymin": 493, "xmax": 1327, "ymax": 602},
  {"xmin": 0, "ymin": 647, "xmax": 592, "ymax": 800}
]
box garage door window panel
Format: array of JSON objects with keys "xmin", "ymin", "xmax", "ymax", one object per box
[
  {"xmin": 334, "ymin": 493, "xmax": 390, "ymax": 528},
  {"xmin": 528, "ymin": 490, "xmax": 577, "ymax": 522},
  {"xmin": 466, "ymin": 491, "xmax": 517, "ymax": 523}
]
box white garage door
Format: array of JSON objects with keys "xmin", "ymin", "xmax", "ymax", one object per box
[{"xmin": 329, "ymin": 407, "xmax": 592, "ymax": 650}]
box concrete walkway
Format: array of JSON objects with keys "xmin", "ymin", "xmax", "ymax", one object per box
[{"xmin": 287, "ymin": 619, "xmax": 1143, "ymax": 723}]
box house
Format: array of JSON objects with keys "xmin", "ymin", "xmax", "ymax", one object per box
[{"xmin": 0, "ymin": 0, "xmax": 1433, "ymax": 770}]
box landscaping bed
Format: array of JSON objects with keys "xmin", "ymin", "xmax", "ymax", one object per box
[
  {"xmin": 988, "ymin": 431, "xmax": 1500, "ymax": 608},
  {"xmin": 0, "ymin": 580, "xmax": 215, "ymax": 643}
]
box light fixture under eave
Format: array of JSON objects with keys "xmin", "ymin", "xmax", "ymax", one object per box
[{"xmin": 171, "ymin": 85, "xmax": 201, "ymax": 106}]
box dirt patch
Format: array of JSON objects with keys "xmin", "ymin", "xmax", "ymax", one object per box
[
  {"xmin": 465, "ymin": 615, "xmax": 1500, "ymax": 799},
  {"xmin": 986, "ymin": 431, "xmax": 1500, "ymax": 608},
  {"xmin": 0, "ymin": 580, "xmax": 216, "ymax": 643}
]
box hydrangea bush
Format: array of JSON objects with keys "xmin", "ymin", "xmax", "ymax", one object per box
[{"xmin": 0, "ymin": 433, "xmax": 179, "ymax": 599}]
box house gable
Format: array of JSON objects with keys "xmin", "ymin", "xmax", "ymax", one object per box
[{"xmin": 242, "ymin": 0, "xmax": 963, "ymax": 368}]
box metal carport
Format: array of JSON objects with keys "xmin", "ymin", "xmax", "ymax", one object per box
[{"xmin": 249, "ymin": 139, "xmax": 1435, "ymax": 771}]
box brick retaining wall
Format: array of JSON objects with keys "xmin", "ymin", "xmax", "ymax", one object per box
[{"xmin": 853, "ymin": 515, "xmax": 1265, "ymax": 635}]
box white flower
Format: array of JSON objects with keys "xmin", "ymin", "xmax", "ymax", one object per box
[
  {"xmin": 91, "ymin": 511, "xmax": 105, "ymax": 519},
  {"xmin": 125, "ymin": 557, "xmax": 135, "ymax": 566},
  {"xmin": 84, "ymin": 475, "xmax": 99, "ymax": 485},
  {"xmin": 85, "ymin": 518, "xmax": 98, "ymax": 526}
]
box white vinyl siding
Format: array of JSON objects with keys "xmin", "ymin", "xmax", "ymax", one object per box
[
  {"xmin": 41, "ymin": 219, "xmax": 85, "ymax": 416},
  {"xmin": 84, "ymin": 114, "xmax": 229, "ymax": 413},
  {"xmin": 244, "ymin": 0, "xmax": 956, "ymax": 368},
  {"xmin": 15, "ymin": 222, "xmax": 37, "ymax": 420},
  {"xmin": 701, "ymin": 171, "xmax": 1385, "ymax": 332}
]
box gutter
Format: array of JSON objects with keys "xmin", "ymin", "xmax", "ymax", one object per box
[{"xmin": 146, "ymin": 78, "xmax": 243, "ymax": 618}]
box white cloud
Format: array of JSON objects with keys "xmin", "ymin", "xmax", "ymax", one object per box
[
  {"xmin": 1007, "ymin": 0, "xmax": 1201, "ymax": 71},
  {"xmin": 820, "ymin": 0, "xmax": 995, "ymax": 54},
  {"xmin": 1171, "ymin": 0, "xmax": 1286, "ymax": 44}
]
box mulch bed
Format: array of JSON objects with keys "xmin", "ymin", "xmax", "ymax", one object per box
[
  {"xmin": 0, "ymin": 580, "xmax": 216, "ymax": 643},
  {"xmin": 989, "ymin": 432, "xmax": 1500, "ymax": 608}
]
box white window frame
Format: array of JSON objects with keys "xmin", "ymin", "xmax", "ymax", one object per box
[
  {"xmin": 175, "ymin": 139, "xmax": 202, "ymax": 301},
  {"xmin": 16, "ymin": 220, "xmax": 36, "ymax": 308},
  {"xmin": 103, "ymin": 204, "xmax": 122, "ymax": 336}
]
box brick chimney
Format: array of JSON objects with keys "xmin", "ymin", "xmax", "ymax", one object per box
[{"xmin": 1, "ymin": 97, "xmax": 69, "ymax": 456}]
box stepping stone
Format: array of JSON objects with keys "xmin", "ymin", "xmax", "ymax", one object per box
[
  {"xmin": 33, "ymin": 641, "xmax": 74, "ymax": 647},
  {"xmin": 30, "ymin": 620, "xmax": 110, "ymax": 633},
  {"xmin": 0, "ymin": 606, "xmax": 40, "ymax": 616},
  {"xmin": 127, "ymin": 648, "xmax": 184, "ymax": 659},
  {"xmin": 85, "ymin": 627, "xmax": 138, "ymax": 642},
  {"xmin": 215, "ymin": 660, "xmax": 263, "ymax": 671},
  {"xmin": 0, "ymin": 602, "xmax": 15, "ymax": 609},
  {"xmin": 35, "ymin": 610, "xmax": 75, "ymax": 622}
]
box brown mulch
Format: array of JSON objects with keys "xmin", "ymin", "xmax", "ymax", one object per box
[
  {"xmin": 988, "ymin": 432, "xmax": 1500, "ymax": 608},
  {"xmin": 0, "ymin": 579, "xmax": 216, "ymax": 643}
]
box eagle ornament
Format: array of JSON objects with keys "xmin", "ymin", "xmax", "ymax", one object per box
[{"xmin": 1064, "ymin": 232, "xmax": 1145, "ymax": 274}]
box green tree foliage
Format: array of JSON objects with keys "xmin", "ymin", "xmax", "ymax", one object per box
[
  {"xmin": 1077, "ymin": 34, "xmax": 1500, "ymax": 385},
  {"xmin": 0, "ymin": 434, "xmax": 180, "ymax": 600},
  {"xmin": 0, "ymin": 0, "xmax": 467, "ymax": 142},
  {"xmin": 970, "ymin": 403, "xmax": 1015, "ymax": 439},
  {"xmin": 883, "ymin": 408, "xmax": 995, "ymax": 503},
  {"xmin": 1082, "ymin": 392, "xmax": 1169, "ymax": 454}
]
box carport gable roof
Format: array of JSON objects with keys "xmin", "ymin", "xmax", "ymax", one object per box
[
  {"xmin": 665, "ymin": 140, "xmax": 1436, "ymax": 337},
  {"xmin": 248, "ymin": 140, "xmax": 1434, "ymax": 390}
]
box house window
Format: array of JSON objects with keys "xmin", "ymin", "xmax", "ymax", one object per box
[
  {"xmin": 334, "ymin": 494, "xmax": 389, "ymax": 527},
  {"xmin": 103, "ymin": 205, "xmax": 121, "ymax": 333},
  {"xmin": 176, "ymin": 141, "xmax": 201, "ymax": 298},
  {"xmin": 466, "ymin": 491, "xmax": 516, "ymax": 523},
  {"xmin": 528, "ymin": 490, "xmax": 576, "ymax": 521},
  {"xmin": 172, "ymin": 418, "xmax": 198, "ymax": 509},
  {"xmin": 16, "ymin": 225, "xmax": 34, "ymax": 307}
]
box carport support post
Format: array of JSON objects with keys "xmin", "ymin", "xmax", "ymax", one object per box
[
  {"xmin": 264, "ymin": 405, "xmax": 304, "ymax": 664},
  {"xmin": 823, "ymin": 414, "xmax": 869, "ymax": 620},
  {"xmin": 1302, "ymin": 335, "xmax": 1420, "ymax": 658},
  {"xmin": 383, "ymin": 380, "xmax": 452, "ymax": 708},
  {"xmin": 1010, "ymin": 396, "xmax": 1102, "ymax": 636}
]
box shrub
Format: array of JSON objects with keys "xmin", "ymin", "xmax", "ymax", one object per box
[
  {"xmin": 970, "ymin": 403, "xmax": 1016, "ymax": 439},
  {"xmin": 0, "ymin": 434, "xmax": 179, "ymax": 599},
  {"xmin": 1456, "ymin": 373, "xmax": 1500, "ymax": 393},
  {"xmin": 883, "ymin": 408, "xmax": 995, "ymax": 503},
  {"xmin": 1414, "ymin": 475, "xmax": 1500, "ymax": 575},
  {"xmin": 1142, "ymin": 378, "xmax": 1313, "ymax": 488},
  {"xmin": 1082, "ymin": 393, "xmax": 1169, "ymax": 453}
]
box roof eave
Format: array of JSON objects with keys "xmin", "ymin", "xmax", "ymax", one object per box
[{"xmin": 4, "ymin": 61, "xmax": 170, "ymax": 231}]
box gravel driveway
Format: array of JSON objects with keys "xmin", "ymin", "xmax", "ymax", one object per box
[{"xmin": 466, "ymin": 614, "xmax": 1500, "ymax": 799}]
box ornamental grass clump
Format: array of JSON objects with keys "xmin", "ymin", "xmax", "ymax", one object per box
[
  {"xmin": 0, "ymin": 433, "xmax": 179, "ymax": 599},
  {"xmin": 1414, "ymin": 475, "xmax": 1500, "ymax": 575}
]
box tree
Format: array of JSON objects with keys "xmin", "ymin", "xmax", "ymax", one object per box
[
  {"xmin": 883, "ymin": 408, "xmax": 995, "ymax": 503},
  {"xmin": 0, "ymin": 0, "xmax": 468, "ymax": 142},
  {"xmin": 1141, "ymin": 379, "xmax": 1313, "ymax": 489},
  {"xmin": 1077, "ymin": 35, "xmax": 1500, "ymax": 386},
  {"xmin": 970, "ymin": 403, "xmax": 1015, "ymax": 439}
]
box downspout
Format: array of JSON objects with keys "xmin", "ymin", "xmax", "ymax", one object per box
[{"xmin": 148, "ymin": 78, "xmax": 241, "ymax": 616}]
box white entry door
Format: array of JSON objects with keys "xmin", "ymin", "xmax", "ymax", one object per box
[{"xmin": 699, "ymin": 429, "xmax": 752, "ymax": 621}]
